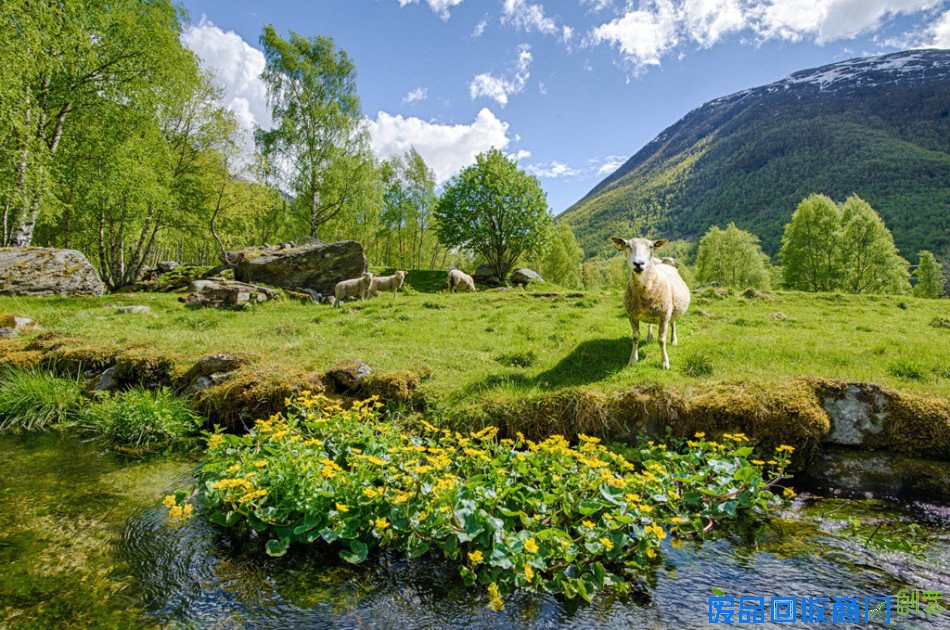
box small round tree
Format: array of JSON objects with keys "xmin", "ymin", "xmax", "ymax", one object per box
[
  {"xmin": 913, "ymin": 250, "xmax": 945, "ymax": 298},
  {"xmin": 694, "ymin": 223, "xmax": 772, "ymax": 289},
  {"xmin": 538, "ymin": 224, "xmax": 583, "ymax": 288},
  {"xmin": 780, "ymin": 194, "xmax": 841, "ymax": 292},
  {"xmin": 435, "ymin": 149, "xmax": 551, "ymax": 282}
]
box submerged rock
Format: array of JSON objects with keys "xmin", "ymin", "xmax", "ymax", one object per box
[
  {"xmin": 0, "ymin": 247, "xmax": 104, "ymax": 297},
  {"xmin": 803, "ymin": 448, "xmax": 950, "ymax": 502}
]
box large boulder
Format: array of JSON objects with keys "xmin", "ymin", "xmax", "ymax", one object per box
[
  {"xmin": 180, "ymin": 279, "xmax": 279, "ymax": 309},
  {"xmin": 234, "ymin": 241, "xmax": 367, "ymax": 295},
  {"xmin": 510, "ymin": 268, "xmax": 544, "ymax": 286},
  {"xmin": 473, "ymin": 264, "xmax": 500, "ymax": 287},
  {"xmin": 0, "ymin": 247, "xmax": 104, "ymax": 297}
]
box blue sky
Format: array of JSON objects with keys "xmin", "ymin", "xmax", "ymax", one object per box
[{"xmin": 179, "ymin": 0, "xmax": 950, "ymax": 215}]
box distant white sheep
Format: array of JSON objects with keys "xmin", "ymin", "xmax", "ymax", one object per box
[
  {"xmin": 334, "ymin": 271, "xmax": 373, "ymax": 307},
  {"xmin": 611, "ymin": 236, "xmax": 691, "ymax": 369},
  {"xmin": 368, "ymin": 270, "xmax": 407, "ymax": 298},
  {"xmin": 446, "ymin": 269, "xmax": 476, "ymax": 293}
]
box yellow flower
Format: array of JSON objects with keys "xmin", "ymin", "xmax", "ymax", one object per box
[
  {"xmin": 365, "ymin": 456, "xmax": 389, "ymax": 466},
  {"xmin": 238, "ymin": 489, "xmax": 268, "ymax": 504},
  {"xmin": 207, "ymin": 433, "xmax": 224, "ymax": 449},
  {"xmin": 578, "ymin": 433, "xmax": 601, "ymax": 444},
  {"xmin": 599, "ymin": 537, "xmax": 614, "ymax": 550},
  {"xmin": 183, "ymin": 503, "xmax": 194, "ymax": 518},
  {"xmin": 767, "ymin": 460, "xmax": 778, "ymax": 465},
  {"xmin": 671, "ymin": 538, "xmax": 682, "ymax": 549},
  {"xmin": 751, "ymin": 459, "xmax": 765, "ymax": 466},
  {"xmin": 624, "ymin": 493, "xmax": 641, "ymax": 503},
  {"xmin": 694, "ymin": 432, "xmax": 706, "ymax": 438},
  {"xmin": 646, "ymin": 547, "xmax": 657, "ymax": 559},
  {"xmin": 648, "ymin": 523, "xmax": 667, "ymax": 540},
  {"xmin": 374, "ymin": 517, "xmax": 390, "ymax": 530},
  {"xmin": 226, "ymin": 464, "xmax": 241, "ymax": 473},
  {"xmin": 363, "ymin": 487, "xmax": 379, "ymax": 499},
  {"xmin": 468, "ymin": 550, "xmax": 484, "ymax": 564},
  {"xmin": 524, "ymin": 564, "xmax": 534, "ymax": 581},
  {"xmin": 777, "ymin": 444, "xmax": 795, "ymax": 453},
  {"xmin": 169, "ymin": 505, "xmax": 183, "ymax": 519},
  {"xmin": 524, "ymin": 538, "xmax": 539, "ymax": 554},
  {"xmin": 335, "ymin": 503, "xmax": 349, "ymax": 513},
  {"xmin": 163, "ymin": 495, "xmax": 177, "ymax": 509},
  {"xmin": 783, "ymin": 487, "xmax": 797, "ymax": 499},
  {"xmin": 487, "ymin": 582, "xmax": 504, "ymax": 612},
  {"xmin": 582, "ymin": 520, "xmax": 595, "ymax": 529},
  {"xmin": 255, "ymin": 460, "xmax": 267, "ymax": 468}
]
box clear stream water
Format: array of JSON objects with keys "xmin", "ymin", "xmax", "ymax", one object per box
[{"xmin": 1, "ymin": 434, "xmax": 948, "ymax": 629}]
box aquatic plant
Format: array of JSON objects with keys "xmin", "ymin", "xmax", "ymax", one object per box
[{"xmin": 194, "ymin": 395, "xmax": 793, "ymax": 608}]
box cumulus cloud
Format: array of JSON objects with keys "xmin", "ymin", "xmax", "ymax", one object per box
[
  {"xmin": 525, "ymin": 161, "xmax": 580, "ymax": 178},
  {"xmin": 588, "ymin": 1, "xmax": 945, "ymax": 71},
  {"xmin": 927, "ymin": 8, "xmax": 950, "ymax": 46},
  {"xmin": 472, "ymin": 18, "xmax": 488, "ymax": 37},
  {"xmin": 402, "ymin": 87, "xmax": 429, "ymax": 104},
  {"xmin": 508, "ymin": 149, "xmax": 533, "ymax": 161},
  {"xmin": 368, "ymin": 108, "xmax": 512, "ymax": 183},
  {"xmin": 181, "ymin": 18, "xmax": 272, "ymax": 156},
  {"xmin": 397, "ymin": 0, "xmax": 464, "ymax": 21},
  {"xmin": 590, "ymin": 0, "xmax": 680, "ymax": 70},
  {"xmin": 469, "ymin": 44, "xmax": 533, "ymax": 106},
  {"xmin": 594, "ymin": 154, "xmax": 629, "ymax": 175},
  {"xmin": 502, "ymin": 0, "xmax": 575, "ymax": 43}
]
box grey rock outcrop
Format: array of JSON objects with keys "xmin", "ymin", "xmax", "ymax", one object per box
[
  {"xmin": 473, "ymin": 264, "xmax": 500, "ymax": 287},
  {"xmin": 509, "ymin": 268, "xmax": 544, "ymax": 286},
  {"xmin": 234, "ymin": 241, "xmax": 366, "ymax": 295},
  {"xmin": 0, "ymin": 247, "xmax": 104, "ymax": 297},
  {"xmin": 180, "ymin": 279, "xmax": 279, "ymax": 309}
]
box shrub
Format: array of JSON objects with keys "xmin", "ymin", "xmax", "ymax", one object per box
[
  {"xmin": 0, "ymin": 369, "xmax": 86, "ymax": 432},
  {"xmin": 192, "ymin": 395, "xmax": 792, "ymax": 609},
  {"xmin": 84, "ymin": 388, "xmax": 201, "ymax": 448}
]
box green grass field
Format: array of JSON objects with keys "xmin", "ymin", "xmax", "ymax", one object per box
[{"xmin": 1, "ymin": 271, "xmax": 947, "ymax": 406}]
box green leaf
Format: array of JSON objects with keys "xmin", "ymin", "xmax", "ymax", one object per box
[
  {"xmin": 712, "ymin": 587, "xmax": 725, "ymax": 597},
  {"xmin": 265, "ymin": 537, "xmax": 290, "ymax": 557},
  {"xmin": 339, "ymin": 539, "xmax": 369, "ymax": 564},
  {"xmin": 577, "ymin": 501, "xmax": 602, "ymax": 515}
]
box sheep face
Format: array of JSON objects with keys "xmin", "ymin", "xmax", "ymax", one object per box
[{"xmin": 611, "ymin": 236, "xmax": 668, "ymax": 275}]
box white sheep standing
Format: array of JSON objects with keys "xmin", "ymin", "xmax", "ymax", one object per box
[
  {"xmin": 611, "ymin": 236, "xmax": 691, "ymax": 369},
  {"xmin": 368, "ymin": 270, "xmax": 407, "ymax": 298},
  {"xmin": 446, "ymin": 269, "xmax": 476, "ymax": 293},
  {"xmin": 334, "ymin": 271, "xmax": 374, "ymax": 307}
]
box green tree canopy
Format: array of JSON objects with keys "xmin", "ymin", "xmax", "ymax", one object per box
[
  {"xmin": 435, "ymin": 149, "xmax": 551, "ymax": 281},
  {"xmin": 913, "ymin": 250, "xmax": 945, "ymax": 298},
  {"xmin": 538, "ymin": 224, "xmax": 583, "ymax": 289},
  {"xmin": 694, "ymin": 223, "xmax": 772, "ymax": 289},
  {"xmin": 780, "ymin": 194, "xmax": 910, "ymax": 294},
  {"xmin": 256, "ymin": 26, "xmax": 378, "ymax": 241}
]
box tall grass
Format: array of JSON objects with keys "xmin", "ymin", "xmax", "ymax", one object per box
[
  {"xmin": 82, "ymin": 388, "xmax": 201, "ymax": 449},
  {"xmin": 0, "ymin": 369, "xmax": 86, "ymax": 432}
]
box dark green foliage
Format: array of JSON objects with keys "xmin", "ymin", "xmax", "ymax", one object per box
[{"xmin": 561, "ymin": 51, "xmax": 950, "ymax": 261}]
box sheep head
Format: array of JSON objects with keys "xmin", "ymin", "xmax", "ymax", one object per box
[{"xmin": 610, "ymin": 236, "xmax": 668, "ymax": 275}]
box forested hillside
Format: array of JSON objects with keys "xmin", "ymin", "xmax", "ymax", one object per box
[{"xmin": 561, "ymin": 50, "xmax": 950, "ymax": 261}]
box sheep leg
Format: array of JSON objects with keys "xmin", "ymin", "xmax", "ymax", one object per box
[
  {"xmin": 629, "ymin": 317, "xmax": 640, "ymax": 365},
  {"xmin": 658, "ymin": 317, "xmax": 670, "ymax": 369},
  {"xmin": 671, "ymin": 321, "xmax": 678, "ymax": 346},
  {"xmin": 646, "ymin": 324, "xmax": 653, "ymax": 342}
]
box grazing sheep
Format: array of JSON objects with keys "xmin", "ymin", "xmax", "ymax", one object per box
[
  {"xmin": 647, "ymin": 257, "xmax": 677, "ymax": 341},
  {"xmin": 446, "ymin": 269, "xmax": 476, "ymax": 293},
  {"xmin": 611, "ymin": 236, "xmax": 691, "ymax": 369},
  {"xmin": 368, "ymin": 270, "xmax": 407, "ymax": 298},
  {"xmin": 334, "ymin": 271, "xmax": 373, "ymax": 307}
]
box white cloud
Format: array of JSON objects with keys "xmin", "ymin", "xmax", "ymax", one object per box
[
  {"xmin": 469, "ymin": 44, "xmax": 533, "ymax": 106},
  {"xmin": 181, "ymin": 18, "xmax": 272, "ymax": 157},
  {"xmin": 682, "ymin": 0, "xmax": 746, "ymax": 47},
  {"xmin": 508, "ymin": 149, "xmax": 533, "ymax": 161},
  {"xmin": 590, "ymin": 0, "xmax": 680, "ymax": 70},
  {"xmin": 927, "ymin": 8, "xmax": 950, "ymax": 46},
  {"xmin": 588, "ymin": 1, "xmax": 945, "ymax": 70},
  {"xmin": 581, "ymin": 0, "xmax": 615, "ymax": 11},
  {"xmin": 502, "ymin": 0, "xmax": 576, "ymax": 43},
  {"xmin": 397, "ymin": 0, "xmax": 464, "ymax": 21},
  {"xmin": 472, "ymin": 18, "xmax": 488, "ymax": 37},
  {"xmin": 369, "ymin": 108, "xmax": 512, "ymax": 183},
  {"xmin": 525, "ymin": 160, "xmax": 580, "ymax": 178},
  {"xmin": 594, "ymin": 154, "xmax": 629, "ymax": 174},
  {"xmin": 402, "ymin": 87, "xmax": 429, "ymax": 104},
  {"xmin": 751, "ymin": 0, "xmax": 940, "ymax": 44}
]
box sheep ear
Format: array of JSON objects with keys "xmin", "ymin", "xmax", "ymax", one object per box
[
  {"xmin": 610, "ymin": 236, "xmax": 627, "ymax": 251},
  {"xmin": 653, "ymin": 239, "xmax": 668, "ymax": 249}
]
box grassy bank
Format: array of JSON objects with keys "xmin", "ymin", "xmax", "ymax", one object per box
[{"xmin": 1, "ymin": 275, "xmax": 947, "ymax": 403}]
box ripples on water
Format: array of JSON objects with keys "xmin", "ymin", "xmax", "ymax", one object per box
[{"xmin": 2, "ymin": 434, "xmax": 948, "ymax": 629}]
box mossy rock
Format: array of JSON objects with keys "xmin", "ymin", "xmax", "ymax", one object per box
[
  {"xmin": 194, "ymin": 368, "xmax": 326, "ymax": 430},
  {"xmin": 363, "ymin": 370, "xmax": 419, "ymax": 403},
  {"xmin": 28, "ymin": 335, "xmax": 119, "ymax": 374},
  {"xmin": 0, "ymin": 313, "xmax": 17, "ymax": 328},
  {"xmin": 883, "ymin": 392, "xmax": 950, "ymax": 459},
  {"xmin": 113, "ymin": 349, "xmax": 177, "ymax": 388}
]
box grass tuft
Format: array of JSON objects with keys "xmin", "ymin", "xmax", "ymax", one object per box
[
  {"xmin": 82, "ymin": 388, "xmax": 201, "ymax": 449},
  {"xmin": 0, "ymin": 369, "xmax": 85, "ymax": 432},
  {"xmin": 888, "ymin": 361, "xmax": 925, "ymax": 381},
  {"xmin": 495, "ymin": 350, "xmax": 538, "ymax": 368},
  {"xmin": 683, "ymin": 353, "xmax": 714, "ymax": 378}
]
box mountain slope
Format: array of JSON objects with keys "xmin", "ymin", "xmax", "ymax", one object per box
[{"xmin": 561, "ymin": 50, "xmax": 950, "ymax": 260}]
